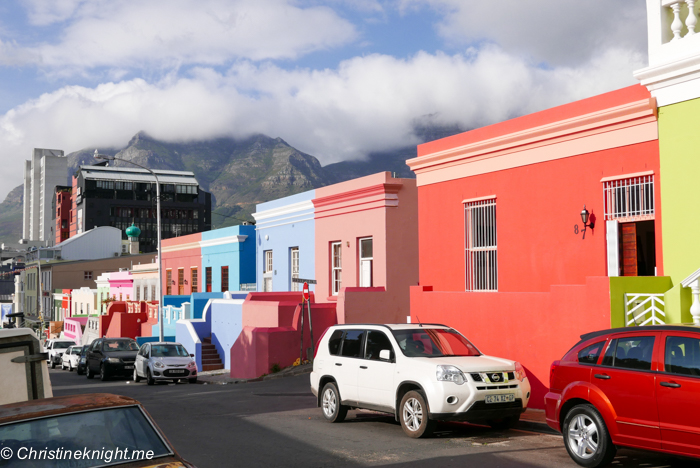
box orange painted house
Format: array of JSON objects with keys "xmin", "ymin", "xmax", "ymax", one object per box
[{"xmin": 407, "ymin": 85, "xmax": 664, "ymax": 408}]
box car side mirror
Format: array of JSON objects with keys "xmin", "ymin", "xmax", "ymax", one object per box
[
  {"xmin": 379, "ymin": 349, "xmax": 393, "ymax": 362},
  {"xmin": 190, "ymin": 354, "xmax": 194, "ymax": 357}
]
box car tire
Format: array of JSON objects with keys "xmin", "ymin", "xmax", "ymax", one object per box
[
  {"xmin": 399, "ymin": 390, "xmax": 436, "ymax": 438},
  {"xmin": 51, "ymin": 360, "xmax": 56, "ymax": 369},
  {"xmin": 189, "ymin": 377, "xmax": 197, "ymax": 384},
  {"xmin": 146, "ymin": 368, "xmax": 155, "ymax": 386},
  {"xmin": 69, "ymin": 362, "xmax": 73, "ymax": 372},
  {"xmin": 86, "ymin": 364, "xmax": 94, "ymax": 379},
  {"xmin": 321, "ymin": 382, "xmax": 348, "ymax": 423},
  {"xmin": 562, "ymin": 404, "xmax": 616, "ymax": 468},
  {"xmin": 133, "ymin": 368, "xmax": 141, "ymax": 383},
  {"xmin": 77, "ymin": 366, "xmax": 83, "ymax": 376},
  {"xmin": 100, "ymin": 364, "xmax": 108, "ymax": 381},
  {"xmin": 488, "ymin": 415, "xmax": 519, "ymax": 430}
]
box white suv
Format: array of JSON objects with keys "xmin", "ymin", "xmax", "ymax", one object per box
[{"xmin": 310, "ymin": 324, "xmax": 531, "ymax": 438}]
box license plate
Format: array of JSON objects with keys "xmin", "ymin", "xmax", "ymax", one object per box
[
  {"xmin": 124, "ymin": 366, "xmax": 134, "ymax": 370},
  {"xmin": 485, "ymin": 394, "xmax": 515, "ymax": 404},
  {"xmin": 170, "ymin": 370, "xmax": 185, "ymax": 374}
]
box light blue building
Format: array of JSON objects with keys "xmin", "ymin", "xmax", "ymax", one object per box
[
  {"xmin": 253, "ymin": 190, "xmax": 315, "ymax": 293},
  {"xmin": 201, "ymin": 225, "xmax": 256, "ymax": 292}
]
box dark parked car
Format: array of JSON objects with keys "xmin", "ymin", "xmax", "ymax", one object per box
[
  {"xmin": 85, "ymin": 338, "xmax": 139, "ymax": 381},
  {"xmin": 76, "ymin": 344, "xmax": 89, "ymax": 375},
  {"xmin": 546, "ymin": 325, "xmax": 700, "ymax": 467},
  {"xmin": 0, "ymin": 393, "xmax": 196, "ymax": 467}
]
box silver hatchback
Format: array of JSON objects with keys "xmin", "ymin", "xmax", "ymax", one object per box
[{"xmin": 133, "ymin": 342, "xmax": 198, "ymax": 385}]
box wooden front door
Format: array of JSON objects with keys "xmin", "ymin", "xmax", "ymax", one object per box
[{"xmin": 621, "ymin": 223, "xmax": 638, "ymax": 276}]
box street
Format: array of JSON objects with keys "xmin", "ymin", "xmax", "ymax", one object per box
[{"xmin": 48, "ymin": 369, "xmax": 695, "ymax": 468}]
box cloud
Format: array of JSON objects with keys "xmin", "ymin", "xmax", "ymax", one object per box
[
  {"xmin": 6, "ymin": 0, "xmax": 358, "ymax": 72},
  {"xmin": 0, "ymin": 44, "xmax": 645, "ymax": 199},
  {"xmin": 398, "ymin": 0, "xmax": 648, "ymax": 66}
]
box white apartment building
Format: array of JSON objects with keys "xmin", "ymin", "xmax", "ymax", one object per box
[{"xmin": 22, "ymin": 148, "xmax": 67, "ymax": 245}]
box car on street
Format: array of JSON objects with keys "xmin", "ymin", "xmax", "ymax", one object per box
[
  {"xmin": 60, "ymin": 345, "xmax": 82, "ymax": 371},
  {"xmin": 0, "ymin": 393, "xmax": 196, "ymax": 467},
  {"xmin": 134, "ymin": 342, "xmax": 198, "ymax": 385},
  {"xmin": 45, "ymin": 338, "xmax": 76, "ymax": 369},
  {"xmin": 76, "ymin": 344, "xmax": 89, "ymax": 375},
  {"xmin": 310, "ymin": 323, "xmax": 531, "ymax": 438},
  {"xmin": 546, "ymin": 325, "xmax": 700, "ymax": 467},
  {"xmin": 85, "ymin": 338, "xmax": 139, "ymax": 381}
]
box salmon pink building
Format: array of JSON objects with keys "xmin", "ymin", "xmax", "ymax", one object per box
[
  {"xmin": 314, "ymin": 172, "xmax": 418, "ymax": 324},
  {"xmin": 161, "ymin": 232, "xmax": 202, "ymax": 296},
  {"xmin": 407, "ymin": 85, "xmax": 666, "ymax": 407}
]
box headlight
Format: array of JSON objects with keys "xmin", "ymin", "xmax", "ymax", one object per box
[
  {"xmin": 107, "ymin": 358, "xmax": 120, "ymax": 363},
  {"xmin": 187, "ymin": 360, "xmax": 196, "ymax": 368},
  {"xmin": 514, "ymin": 361, "xmax": 527, "ymax": 381},
  {"xmin": 436, "ymin": 365, "xmax": 466, "ymax": 385},
  {"xmin": 154, "ymin": 361, "xmax": 165, "ymax": 368}
]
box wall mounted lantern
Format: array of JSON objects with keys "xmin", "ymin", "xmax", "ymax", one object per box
[{"xmin": 579, "ymin": 205, "xmax": 595, "ymax": 239}]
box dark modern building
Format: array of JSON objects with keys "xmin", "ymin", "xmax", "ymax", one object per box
[{"xmin": 70, "ymin": 165, "xmax": 212, "ymax": 253}]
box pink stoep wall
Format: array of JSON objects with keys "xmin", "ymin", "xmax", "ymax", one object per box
[
  {"xmin": 63, "ymin": 317, "xmax": 87, "ymax": 343},
  {"xmin": 313, "ymin": 172, "xmax": 418, "ymax": 324},
  {"xmin": 230, "ymin": 300, "xmax": 337, "ymax": 379},
  {"xmin": 161, "ymin": 232, "xmax": 201, "ymax": 296}
]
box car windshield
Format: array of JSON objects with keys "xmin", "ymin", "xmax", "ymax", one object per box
[
  {"xmin": 0, "ymin": 406, "xmax": 171, "ymax": 467},
  {"xmin": 53, "ymin": 342, "xmax": 74, "ymax": 349},
  {"xmin": 392, "ymin": 328, "xmax": 481, "ymax": 357},
  {"xmin": 151, "ymin": 345, "xmax": 190, "ymax": 358},
  {"xmin": 103, "ymin": 341, "xmax": 140, "ymax": 352}
]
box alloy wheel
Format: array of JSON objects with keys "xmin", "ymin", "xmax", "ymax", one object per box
[
  {"xmin": 402, "ymin": 397, "xmax": 423, "ymax": 432},
  {"xmin": 322, "ymin": 388, "xmax": 337, "ymax": 418},
  {"xmin": 567, "ymin": 413, "xmax": 599, "ymax": 459}
]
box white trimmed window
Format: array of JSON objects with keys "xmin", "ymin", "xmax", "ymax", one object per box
[
  {"xmin": 263, "ymin": 250, "xmax": 273, "ymax": 292},
  {"xmin": 331, "ymin": 242, "xmax": 342, "ymax": 296},
  {"xmin": 359, "ymin": 237, "xmax": 373, "ymax": 287},
  {"xmin": 603, "ymin": 174, "xmax": 655, "ymax": 221},
  {"xmin": 290, "ymin": 248, "xmax": 300, "ymax": 291},
  {"xmin": 464, "ymin": 198, "xmax": 497, "ymax": 291}
]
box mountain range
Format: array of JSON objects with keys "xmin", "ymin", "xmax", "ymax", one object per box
[{"xmin": 0, "ymin": 126, "xmax": 463, "ymax": 245}]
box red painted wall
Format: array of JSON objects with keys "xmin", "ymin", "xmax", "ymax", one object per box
[
  {"xmin": 417, "ymin": 141, "xmax": 662, "ymax": 293},
  {"xmin": 55, "ymin": 189, "xmax": 71, "ymax": 245},
  {"xmin": 411, "ymin": 277, "xmax": 612, "ymax": 408},
  {"xmin": 105, "ymin": 311, "xmax": 148, "ymax": 339}
]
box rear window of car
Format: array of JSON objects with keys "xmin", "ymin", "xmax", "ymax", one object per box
[
  {"xmin": 102, "ymin": 340, "xmax": 139, "ymax": 352},
  {"xmin": 340, "ymin": 330, "xmax": 365, "ymax": 358},
  {"xmin": 578, "ymin": 341, "xmax": 605, "ymax": 365},
  {"xmin": 328, "ymin": 330, "xmax": 344, "ymax": 356},
  {"xmin": 602, "ymin": 336, "xmax": 655, "ymax": 370}
]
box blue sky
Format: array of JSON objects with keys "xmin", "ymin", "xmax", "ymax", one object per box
[{"xmin": 0, "ymin": 0, "xmax": 648, "ymax": 199}]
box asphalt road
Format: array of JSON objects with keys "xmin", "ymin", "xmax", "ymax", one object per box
[{"xmin": 48, "ymin": 368, "xmax": 696, "ymax": 468}]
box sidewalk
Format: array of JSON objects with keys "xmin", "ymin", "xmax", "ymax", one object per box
[{"xmin": 196, "ymin": 362, "xmax": 313, "ymax": 385}]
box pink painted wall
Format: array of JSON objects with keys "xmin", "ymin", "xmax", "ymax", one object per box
[
  {"xmin": 410, "ymin": 277, "xmax": 612, "ymax": 409},
  {"xmin": 109, "ymin": 271, "xmax": 134, "ymax": 302},
  {"xmin": 63, "ymin": 317, "xmax": 88, "ymax": 343},
  {"xmin": 230, "ymin": 302, "xmax": 337, "ymax": 379},
  {"xmin": 161, "ymin": 232, "xmax": 201, "ymax": 295},
  {"xmin": 313, "ymin": 172, "xmax": 418, "ymax": 324}
]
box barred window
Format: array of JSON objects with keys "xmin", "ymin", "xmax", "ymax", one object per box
[
  {"xmin": 465, "ymin": 198, "xmax": 497, "ymax": 291},
  {"xmin": 603, "ymin": 175, "xmax": 654, "ymax": 221}
]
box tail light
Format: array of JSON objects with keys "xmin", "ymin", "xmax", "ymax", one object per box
[
  {"xmin": 550, "ymin": 360, "xmax": 560, "ymax": 389},
  {"xmin": 314, "ymin": 327, "xmax": 330, "ymax": 358}
]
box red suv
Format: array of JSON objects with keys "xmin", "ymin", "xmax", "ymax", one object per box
[{"xmin": 545, "ymin": 325, "xmax": 700, "ymax": 467}]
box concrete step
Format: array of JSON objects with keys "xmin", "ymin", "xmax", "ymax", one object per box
[{"xmin": 202, "ymin": 363, "xmax": 224, "ymax": 372}]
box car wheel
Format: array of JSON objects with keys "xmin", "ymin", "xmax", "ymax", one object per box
[
  {"xmin": 100, "ymin": 364, "xmax": 108, "ymax": 381},
  {"xmin": 563, "ymin": 404, "xmax": 616, "ymax": 468},
  {"xmin": 86, "ymin": 364, "xmax": 94, "ymax": 379},
  {"xmin": 321, "ymin": 382, "xmax": 348, "ymax": 423},
  {"xmin": 133, "ymin": 368, "xmax": 141, "ymax": 383},
  {"xmin": 146, "ymin": 368, "xmax": 155, "ymax": 386},
  {"xmin": 69, "ymin": 362, "xmax": 73, "ymax": 372},
  {"xmin": 188, "ymin": 377, "xmax": 197, "ymax": 384},
  {"xmin": 77, "ymin": 366, "xmax": 83, "ymax": 376},
  {"xmin": 488, "ymin": 415, "xmax": 519, "ymax": 430},
  {"xmin": 51, "ymin": 360, "xmax": 56, "ymax": 369},
  {"xmin": 399, "ymin": 390, "xmax": 436, "ymax": 438}
]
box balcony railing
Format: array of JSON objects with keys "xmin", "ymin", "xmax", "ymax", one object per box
[
  {"xmin": 625, "ymin": 293, "xmax": 666, "ymax": 326},
  {"xmin": 663, "ymin": 0, "xmax": 698, "ymax": 42}
]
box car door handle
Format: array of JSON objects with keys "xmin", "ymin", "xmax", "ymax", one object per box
[
  {"xmin": 594, "ymin": 374, "xmax": 611, "ymax": 380},
  {"xmin": 660, "ymin": 381, "xmax": 681, "ymax": 388},
  {"xmin": 360, "ymin": 366, "xmax": 368, "ymax": 369},
  {"xmin": 335, "ymin": 363, "xmax": 342, "ymax": 366}
]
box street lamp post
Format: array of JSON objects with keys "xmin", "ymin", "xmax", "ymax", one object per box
[{"xmin": 94, "ymin": 150, "xmax": 164, "ymax": 341}]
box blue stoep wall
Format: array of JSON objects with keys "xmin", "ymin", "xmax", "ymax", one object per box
[
  {"xmin": 210, "ymin": 298, "xmax": 246, "ymax": 370},
  {"xmin": 254, "ymin": 190, "xmax": 316, "ymax": 292},
  {"xmin": 201, "ymin": 225, "xmax": 256, "ymax": 292}
]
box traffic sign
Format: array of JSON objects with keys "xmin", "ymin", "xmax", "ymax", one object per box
[
  {"xmin": 302, "ymin": 282, "xmax": 310, "ymax": 301},
  {"xmin": 292, "ymin": 277, "xmax": 317, "ymax": 284}
]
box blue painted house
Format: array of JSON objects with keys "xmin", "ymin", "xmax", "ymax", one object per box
[
  {"xmin": 201, "ymin": 225, "xmax": 256, "ymax": 292},
  {"xmin": 253, "ymin": 190, "xmax": 316, "ymax": 293}
]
